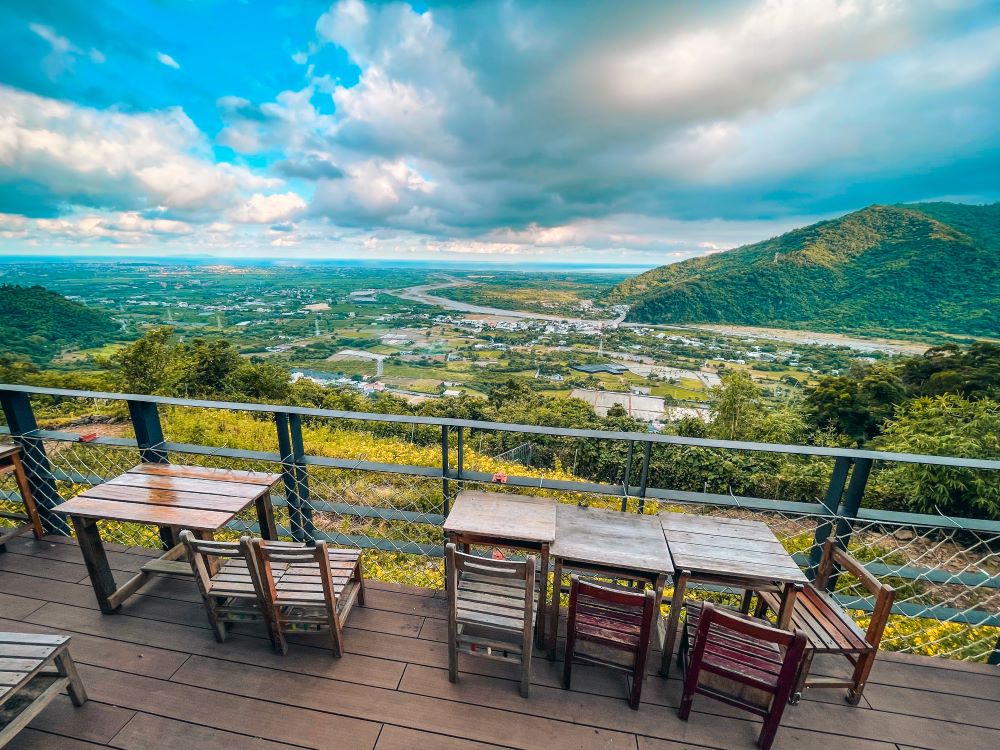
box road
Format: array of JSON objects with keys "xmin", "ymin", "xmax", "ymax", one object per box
[{"xmin": 390, "ymin": 278, "xmax": 628, "ymax": 326}]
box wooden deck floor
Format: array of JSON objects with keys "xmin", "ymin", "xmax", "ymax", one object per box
[{"xmin": 0, "ymin": 535, "xmax": 997, "ymax": 750}]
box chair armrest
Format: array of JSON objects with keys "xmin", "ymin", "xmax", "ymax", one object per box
[{"xmin": 832, "ymin": 547, "xmax": 891, "ymax": 596}]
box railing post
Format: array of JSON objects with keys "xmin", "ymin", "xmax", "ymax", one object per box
[
  {"xmin": 621, "ymin": 440, "xmax": 634, "ymax": 512},
  {"xmin": 126, "ymin": 400, "xmax": 173, "ymax": 548},
  {"xmin": 441, "ymin": 425, "xmax": 450, "ymax": 517},
  {"xmin": 0, "ymin": 391, "xmax": 69, "ymax": 536},
  {"xmin": 827, "ymin": 457, "xmax": 873, "ymax": 591},
  {"xmin": 127, "ymin": 400, "xmax": 168, "ymax": 464},
  {"xmin": 456, "ymin": 427, "xmax": 464, "ymax": 481},
  {"xmin": 809, "ymin": 456, "xmax": 851, "ymax": 581},
  {"xmin": 288, "ymin": 414, "xmax": 314, "ymax": 542},
  {"xmin": 276, "ymin": 413, "xmax": 304, "ymax": 543},
  {"xmin": 637, "ymin": 440, "xmax": 651, "ymax": 515},
  {"xmin": 989, "ymin": 638, "xmax": 1000, "ymax": 666}
]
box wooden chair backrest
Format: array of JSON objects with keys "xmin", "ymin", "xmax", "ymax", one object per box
[
  {"xmin": 445, "ymin": 543, "xmax": 536, "ymax": 623},
  {"xmin": 568, "ymin": 576, "xmax": 657, "ymax": 652},
  {"xmin": 693, "ymin": 602, "xmax": 806, "ymax": 695},
  {"xmin": 251, "ymin": 539, "xmax": 336, "ymax": 606},
  {"xmin": 572, "ymin": 577, "xmax": 655, "ymax": 612},
  {"xmin": 815, "ymin": 539, "xmax": 896, "ymax": 645},
  {"xmin": 179, "ymin": 530, "xmax": 257, "ymax": 598},
  {"xmin": 446, "ymin": 543, "xmax": 535, "ymax": 582}
]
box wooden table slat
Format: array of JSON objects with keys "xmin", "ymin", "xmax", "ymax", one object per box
[
  {"xmin": 107, "ymin": 473, "xmax": 265, "ymax": 499},
  {"xmin": 56, "ymin": 497, "xmax": 235, "ymax": 531},
  {"xmin": 551, "ymin": 504, "xmax": 672, "ymax": 574},
  {"xmin": 128, "ymin": 463, "xmax": 279, "ymax": 486},
  {"xmin": 78, "ymin": 484, "xmax": 252, "ymax": 513}
]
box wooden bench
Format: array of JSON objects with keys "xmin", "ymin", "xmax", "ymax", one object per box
[
  {"xmin": 0, "ymin": 633, "xmax": 87, "ymax": 748},
  {"xmin": 755, "ymin": 539, "xmax": 895, "ymax": 704},
  {"xmin": 0, "ymin": 446, "xmax": 43, "ymax": 553}
]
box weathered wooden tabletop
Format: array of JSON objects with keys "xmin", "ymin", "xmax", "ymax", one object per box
[
  {"xmin": 551, "ymin": 504, "xmax": 673, "ymax": 574},
  {"xmin": 55, "ymin": 462, "xmax": 280, "ymax": 532},
  {"xmin": 444, "ymin": 490, "xmax": 557, "ymax": 544},
  {"xmin": 659, "ymin": 512, "xmax": 806, "ymax": 583}
]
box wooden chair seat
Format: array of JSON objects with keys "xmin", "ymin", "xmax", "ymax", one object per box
[{"xmin": 757, "ymin": 587, "xmax": 869, "ymax": 654}]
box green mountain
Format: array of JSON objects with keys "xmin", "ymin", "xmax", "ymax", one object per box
[
  {"xmin": 609, "ymin": 203, "xmax": 1000, "ymax": 336},
  {"xmin": 0, "ymin": 284, "xmax": 119, "ymax": 363}
]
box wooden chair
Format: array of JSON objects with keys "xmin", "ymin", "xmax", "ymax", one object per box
[
  {"xmin": 250, "ymin": 539, "xmax": 365, "ymax": 657},
  {"xmin": 445, "ymin": 542, "xmax": 537, "ymax": 698},
  {"xmin": 679, "ymin": 601, "xmax": 806, "ymax": 750},
  {"xmin": 754, "ymin": 538, "xmax": 895, "ymax": 704},
  {"xmin": 180, "ymin": 530, "xmax": 267, "ymax": 642},
  {"xmin": 562, "ymin": 576, "xmax": 657, "ymax": 709},
  {"xmin": 0, "ymin": 445, "xmax": 43, "ymax": 553},
  {"xmin": 0, "ymin": 632, "xmax": 87, "ymax": 748}
]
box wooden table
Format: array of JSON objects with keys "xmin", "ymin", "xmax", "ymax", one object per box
[
  {"xmin": 547, "ymin": 504, "xmax": 673, "ymax": 655},
  {"xmin": 443, "ymin": 490, "xmax": 557, "ymax": 645},
  {"xmin": 0, "ymin": 445, "xmax": 43, "ymax": 552},
  {"xmin": 56, "ymin": 463, "xmax": 280, "ymax": 613},
  {"xmin": 659, "ymin": 512, "xmax": 807, "ymax": 677}
]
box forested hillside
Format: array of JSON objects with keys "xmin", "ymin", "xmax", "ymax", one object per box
[
  {"xmin": 0, "ymin": 284, "xmax": 120, "ymax": 363},
  {"xmin": 609, "ymin": 203, "xmax": 1000, "ymax": 336}
]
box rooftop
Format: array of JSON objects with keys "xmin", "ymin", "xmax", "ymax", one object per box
[{"xmin": 2, "ymin": 534, "xmax": 997, "ymax": 750}]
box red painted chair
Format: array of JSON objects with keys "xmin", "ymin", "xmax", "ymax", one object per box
[
  {"xmin": 679, "ymin": 601, "xmax": 806, "ymax": 750},
  {"xmin": 562, "ymin": 576, "xmax": 657, "ymax": 709}
]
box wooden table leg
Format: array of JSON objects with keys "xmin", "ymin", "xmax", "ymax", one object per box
[
  {"xmin": 547, "ymin": 556, "xmax": 563, "ymax": 658},
  {"xmin": 254, "ymin": 492, "xmax": 277, "ymax": 540},
  {"xmin": 659, "ymin": 570, "xmax": 689, "ymax": 677},
  {"xmin": 776, "ymin": 582, "xmax": 802, "ymax": 629},
  {"xmin": 651, "ymin": 572, "xmax": 667, "ymax": 649},
  {"xmin": 11, "ymin": 453, "xmax": 43, "ymax": 539},
  {"xmin": 71, "ymin": 516, "xmax": 120, "ymax": 614},
  {"xmin": 536, "ymin": 544, "xmax": 550, "ymax": 648}
]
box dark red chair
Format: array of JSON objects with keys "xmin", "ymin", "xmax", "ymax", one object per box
[
  {"xmin": 679, "ymin": 601, "xmax": 806, "ymax": 750},
  {"xmin": 562, "ymin": 575, "xmax": 657, "ymax": 709}
]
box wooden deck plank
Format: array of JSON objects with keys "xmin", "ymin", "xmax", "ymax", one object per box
[
  {"xmin": 172, "ymin": 655, "xmax": 638, "ymax": 750},
  {"xmin": 110, "ymin": 712, "xmax": 303, "ymax": 750},
  {"xmin": 0, "ymin": 617, "xmax": 189, "ymax": 679},
  {"xmin": 76, "ymin": 663, "xmax": 383, "ymax": 750},
  {"xmin": 5, "ymin": 729, "xmax": 106, "ymax": 750},
  {"xmin": 26, "ymin": 695, "xmax": 135, "ymax": 745},
  {"xmin": 375, "ymin": 725, "xmax": 516, "ymax": 750},
  {"xmin": 23, "ymin": 602, "xmax": 405, "ymax": 691}
]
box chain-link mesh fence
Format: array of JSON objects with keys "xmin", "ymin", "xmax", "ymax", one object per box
[{"xmin": 1, "ymin": 425, "xmax": 997, "ymax": 664}]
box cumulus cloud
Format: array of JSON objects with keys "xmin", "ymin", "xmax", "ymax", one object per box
[
  {"xmin": 0, "ymin": 84, "xmax": 275, "ymax": 216},
  {"xmin": 229, "ymin": 192, "xmax": 308, "ymax": 224}
]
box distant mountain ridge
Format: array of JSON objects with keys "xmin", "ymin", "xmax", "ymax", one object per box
[
  {"xmin": 0, "ymin": 284, "xmax": 119, "ymax": 363},
  {"xmin": 609, "ymin": 202, "xmax": 1000, "ymax": 336}
]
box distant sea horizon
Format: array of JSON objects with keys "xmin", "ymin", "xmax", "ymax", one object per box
[{"xmin": 0, "ymin": 255, "xmax": 655, "ymax": 274}]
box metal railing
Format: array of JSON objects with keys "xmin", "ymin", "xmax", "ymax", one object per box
[{"xmin": 1, "ymin": 383, "xmax": 999, "ymax": 663}]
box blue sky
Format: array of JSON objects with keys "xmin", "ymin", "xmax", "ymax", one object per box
[{"xmin": 0, "ymin": 0, "xmax": 998, "ymax": 263}]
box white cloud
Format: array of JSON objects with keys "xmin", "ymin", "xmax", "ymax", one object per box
[
  {"xmin": 156, "ymin": 51, "xmax": 180, "ymax": 69},
  {"xmin": 230, "ymin": 192, "xmax": 308, "ymax": 224},
  {"xmin": 0, "ymin": 84, "xmax": 275, "ymax": 215}
]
